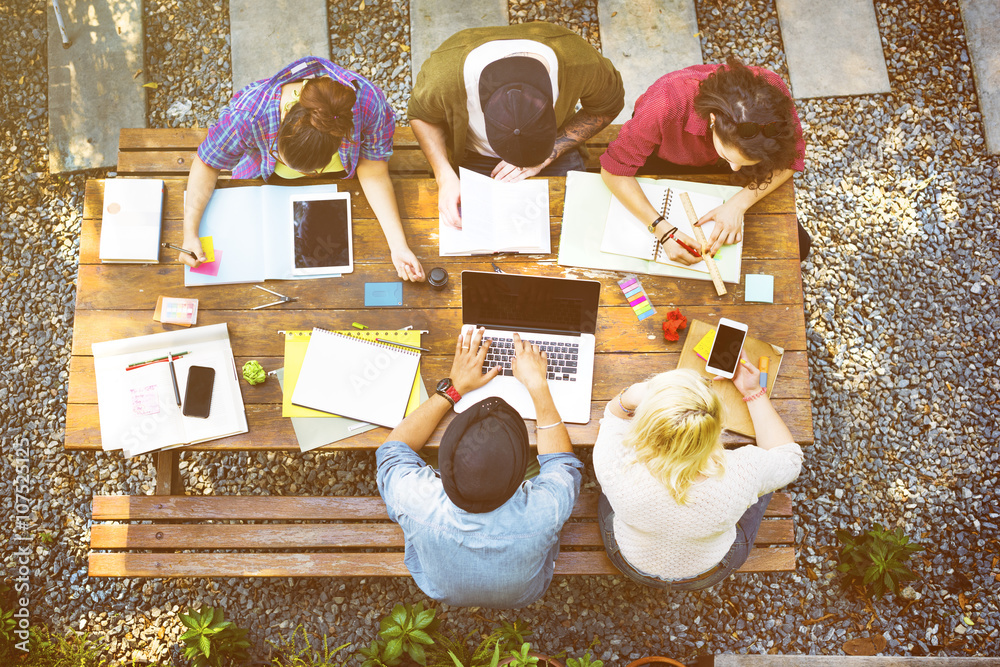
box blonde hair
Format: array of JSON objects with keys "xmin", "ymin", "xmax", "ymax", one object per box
[{"xmin": 622, "ymin": 369, "xmax": 726, "ymax": 504}]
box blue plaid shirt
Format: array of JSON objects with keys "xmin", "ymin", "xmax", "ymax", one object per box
[{"xmin": 197, "ymin": 57, "xmax": 395, "ymax": 179}]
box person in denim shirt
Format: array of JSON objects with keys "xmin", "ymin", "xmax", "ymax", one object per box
[{"xmin": 377, "ymin": 327, "xmax": 583, "ymax": 608}]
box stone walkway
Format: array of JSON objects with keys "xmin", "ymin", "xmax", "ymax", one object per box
[{"xmin": 46, "ymin": 1, "xmax": 1000, "ymax": 166}]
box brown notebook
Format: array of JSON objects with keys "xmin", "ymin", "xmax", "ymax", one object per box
[{"xmin": 677, "ymin": 319, "xmax": 785, "ymax": 438}]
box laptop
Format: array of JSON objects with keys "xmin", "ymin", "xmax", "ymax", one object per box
[{"xmin": 457, "ymin": 271, "xmax": 601, "ymax": 424}]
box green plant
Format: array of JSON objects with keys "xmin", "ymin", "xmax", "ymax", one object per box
[
  {"xmin": 426, "ymin": 629, "xmax": 503, "ymax": 667},
  {"xmin": 178, "ymin": 606, "xmax": 252, "ymax": 667},
  {"xmin": 376, "ymin": 602, "xmax": 439, "ymax": 666},
  {"xmin": 267, "ymin": 624, "xmax": 351, "ymax": 666},
  {"xmin": 504, "ymin": 643, "xmax": 540, "ymax": 666},
  {"xmin": 836, "ymin": 524, "xmax": 924, "ymax": 600},
  {"xmin": 566, "ymin": 651, "xmax": 603, "ymax": 667},
  {"xmin": 356, "ymin": 638, "xmax": 394, "ymax": 667},
  {"xmin": 495, "ymin": 621, "xmax": 531, "ymax": 649}
]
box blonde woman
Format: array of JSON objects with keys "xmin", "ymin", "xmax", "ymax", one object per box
[{"xmin": 593, "ymin": 363, "xmax": 802, "ymax": 590}]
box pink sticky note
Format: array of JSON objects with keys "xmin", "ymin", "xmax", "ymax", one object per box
[{"xmin": 190, "ymin": 249, "xmax": 223, "ymax": 277}]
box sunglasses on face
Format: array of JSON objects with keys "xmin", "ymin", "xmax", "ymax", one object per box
[{"xmin": 735, "ymin": 120, "xmax": 782, "ymax": 139}]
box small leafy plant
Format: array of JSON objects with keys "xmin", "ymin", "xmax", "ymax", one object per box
[
  {"xmin": 836, "ymin": 524, "xmax": 924, "ymax": 600},
  {"xmin": 566, "ymin": 651, "xmax": 603, "ymax": 667},
  {"xmin": 356, "ymin": 602, "xmax": 440, "ymax": 666},
  {"xmin": 179, "ymin": 606, "xmax": 252, "ymax": 667},
  {"xmin": 504, "ymin": 643, "xmax": 540, "ymax": 667},
  {"xmin": 268, "ymin": 624, "xmax": 351, "ymax": 666}
]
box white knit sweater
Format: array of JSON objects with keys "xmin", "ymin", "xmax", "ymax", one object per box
[{"xmin": 593, "ymin": 405, "xmax": 803, "ymax": 579}]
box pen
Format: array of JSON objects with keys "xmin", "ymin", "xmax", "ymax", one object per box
[
  {"xmin": 491, "ymin": 262, "xmax": 505, "ymax": 274},
  {"xmin": 352, "ymin": 322, "xmax": 368, "ymax": 330},
  {"xmin": 161, "ymin": 242, "xmax": 198, "ymax": 261},
  {"xmin": 376, "ymin": 338, "xmax": 430, "ymax": 352},
  {"xmin": 759, "ymin": 356, "xmax": 769, "ymax": 389},
  {"xmin": 673, "ymin": 237, "xmax": 702, "ymax": 258},
  {"xmin": 167, "ymin": 350, "xmax": 181, "ymax": 406},
  {"xmin": 126, "ymin": 351, "xmax": 189, "ymax": 370}
]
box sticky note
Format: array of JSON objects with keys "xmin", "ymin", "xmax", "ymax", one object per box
[
  {"xmin": 190, "ymin": 249, "xmax": 223, "ymax": 277},
  {"xmin": 617, "ymin": 274, "xmax": 656, "ymax": 322},
  {"xmin": 694, "ymin": 330, "xmax": 715, "ymax": 361},
  {"xmin": 199, "ymin": 236, "xmax": 215, "ymax": 263},
  {"xmin": 744, "ymin": 274, "xmax": 774, "ymax": 303},
  {"xmin": 365, "ymin": 282, "xmax": 403, "ymax": 307}
]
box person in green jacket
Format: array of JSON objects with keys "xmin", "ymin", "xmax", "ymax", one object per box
[{"xmin": 408, "ymin": 23, "xmax": 625, "ymax": 228}]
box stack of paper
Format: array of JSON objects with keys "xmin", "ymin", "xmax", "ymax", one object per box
[
  {"xmin": 99, "ymin": 179, "xmax": 164, "ymax": 263},
  {"xmin": 439, "ymin": 168, "xmax": 551, "ymax": 256},
  {"xmin": 92, "ymin": 323, "xmax": 248, "ymax": 457}
]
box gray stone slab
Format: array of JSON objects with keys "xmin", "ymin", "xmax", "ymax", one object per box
[
  {"xmin": 47, "ymin": 0, "xmax": 147, "ymax": 173},
  {"xmin": 409, "ymin": 0, "xmax": 507, "ymax": 83},
  {"xmin": 775, "ymin": 0, "xmax": 890, "ymax": 99},
  {"xmin": 598, "ymin": 0, "xmax": 703, "ymax": 123},
  {"xmin": 230, "ymin": 0, "xmax": 329, "ymax": 92},
  {"xmin": 960, "ymin": 0, "xmax": 1000, "ymax": 154}
]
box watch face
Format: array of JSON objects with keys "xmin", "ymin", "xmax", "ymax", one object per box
[{"xmin": 436, "ymin": 378, "xmax": 451, "ymax": 392}]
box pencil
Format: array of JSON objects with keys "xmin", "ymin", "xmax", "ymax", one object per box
[
  {"xmin": 126, "ymin": 351, "xmax": 190, "ymax": 370},
  {"xmin": 376, "ymin": 338, "xmax": 430, "ymax": 352},
  {"xmin": 673, "ymin": 237, "xmax": 702, "ymax": 258},
  {"xmin": 167, "ymin": 351, "xmax": 181, "ymax": 406}
]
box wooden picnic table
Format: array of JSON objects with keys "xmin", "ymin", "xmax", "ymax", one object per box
[{"xmin": 66, "ymin": 174, "xmax": 813, "ymax": 474}]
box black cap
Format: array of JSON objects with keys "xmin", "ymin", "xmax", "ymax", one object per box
[{"xmin": 479, "ymin": 56, "xmax": 557, "ymax": 168}]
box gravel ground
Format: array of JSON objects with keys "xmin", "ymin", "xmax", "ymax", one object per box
[{"xmin": 2, "ymin": 0, "xmax": 999, "ymax": 662}]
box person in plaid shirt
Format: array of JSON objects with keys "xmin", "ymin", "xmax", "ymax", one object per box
[
  {"xmin": 179, "ymin": 56, "xmax": 425, "ymax": 281},
  {"xmin": 601, "ymin": 58, "xmax": 811, "ymax": 262}
]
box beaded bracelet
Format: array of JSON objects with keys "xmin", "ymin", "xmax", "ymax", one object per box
[
  {"xmin": 742, "ymin": 387, "xmax": 767, "ymax": 403},
  {"xmin": 537, "ymin": 421, "xmax": 563, "ymax": 430},
  {"xmin": 617, "ymin": 389, "xmax": 636, "ymax": 417}
]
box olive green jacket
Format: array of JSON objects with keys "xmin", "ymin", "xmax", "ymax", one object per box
[{"xmin": 407, "ymin": 23, "xmax": 625, "ymax": 167}]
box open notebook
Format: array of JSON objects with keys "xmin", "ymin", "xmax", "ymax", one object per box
[
  {"xmin": 600, "ymin": 182, "xmax": 742, "ymax": 283},
  {"xmin": 92, "ymin": 323, "xmax": 247, "ymax": 457},
  {"xmin": 291, "ymin": 328, "xmax": 422, "ymax": 427}
]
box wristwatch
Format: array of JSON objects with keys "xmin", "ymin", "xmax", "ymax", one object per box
[
  {"xmin": 435, "ymin": 378, "xmax": 462, "ymax": 407},
  {"xmin": 647, "ymin": 215, "xmax": 665, "ymax": 234}
]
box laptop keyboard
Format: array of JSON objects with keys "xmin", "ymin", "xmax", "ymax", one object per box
[{"xmin": 482, "ymin": 336, "xmax": 580, "ymax": 382}]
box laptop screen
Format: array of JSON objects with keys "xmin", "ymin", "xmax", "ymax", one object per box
[{"xmin": 462, "ymin": 271, "xmax": 601, "ymax": 335}]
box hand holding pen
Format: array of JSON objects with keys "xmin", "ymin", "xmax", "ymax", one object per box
[{"xmin": 163, "ymin": 236, "xmax": 207, "ymax": 268}]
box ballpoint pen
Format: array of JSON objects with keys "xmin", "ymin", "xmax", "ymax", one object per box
[
  {"xmin": 126, "ymin": 351, "xmax": 189, "ymax": 370},
  {"xmin": 376, "ymin": 338, "xmax": 431, "ymax": 352},
  {"xmin": 161, "ymin": 242, "xmax": 198, "ymax": 260}
]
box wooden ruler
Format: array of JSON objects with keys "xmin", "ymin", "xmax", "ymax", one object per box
[{"xmin": 679, "ymin": 192, "xmax": 727, "ymax": 296}]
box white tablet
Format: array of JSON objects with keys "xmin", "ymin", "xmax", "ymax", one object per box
[{"xmin": 290, "ymin": 192, "xmax": 353, "ymax": 276}]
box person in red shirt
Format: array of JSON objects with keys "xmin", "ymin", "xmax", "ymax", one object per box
[{"xmin": 600, "ymin": 58, "xmax": 811, "ymax": 262}]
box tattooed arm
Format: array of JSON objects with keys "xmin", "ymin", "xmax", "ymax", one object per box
[{"xmin": 491, "ymin": 109, "xmax": 617, "ymax": 182}]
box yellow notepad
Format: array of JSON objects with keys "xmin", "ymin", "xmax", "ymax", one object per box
[{"xmin": 282, "ymin": 330, "xmax": 424, "ymax": 418}]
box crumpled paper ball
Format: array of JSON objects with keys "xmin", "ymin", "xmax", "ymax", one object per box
[
  {"xmin": 661, "ymin": 309, "xmax": 688, "ymax": 342},
  {"xmin": 242, "ymin": 360, "xmax": 266, "ymax": 385}
]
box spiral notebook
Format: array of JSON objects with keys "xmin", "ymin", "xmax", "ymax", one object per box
[
  {"xmin": 290, "ymin": 328, "xmax": 422, "ymax": 427},
  {"xmin": 599, "ymin": 181, "xmax": 742, "ymax": 283}
]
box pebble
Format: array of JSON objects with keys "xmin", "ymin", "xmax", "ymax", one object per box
[{"xmin": 2, "ymin": 0, "xmax": 998, "ymax": 663}]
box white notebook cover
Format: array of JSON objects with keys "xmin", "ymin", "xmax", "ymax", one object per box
[
  {"xmin": 99, "ymin": 179, "xmax": 164, "ymax": 263},
  {"xmin": 290, "ymin": 328, "xmax": 421, "ymax": 427}
]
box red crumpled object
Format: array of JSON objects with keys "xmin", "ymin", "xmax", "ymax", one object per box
[{"xmin": 661, "ymin": 309, "xmax": 688, "ymax": 342}]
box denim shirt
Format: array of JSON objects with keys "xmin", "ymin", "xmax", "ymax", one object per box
[{"xmin": 376, "ymin": 441, "xmax": 583, "ymax": 609}]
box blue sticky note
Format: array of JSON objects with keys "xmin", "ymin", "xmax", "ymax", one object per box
[
  {"xmin": 744, "ymin": 274, "xmax": 774, "ymax": 303},
  {"xmin": 365, "ymin": 282, "xmax": 403, "ymax": 307}
]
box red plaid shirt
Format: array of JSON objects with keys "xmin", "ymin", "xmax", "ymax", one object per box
[{"xmin": 600, "ymin": 64, "xmax": 806, "ymax": 176}]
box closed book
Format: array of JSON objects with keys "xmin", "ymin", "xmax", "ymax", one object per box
[{"xmin": 99, "ymin": 179, "xmax": 164, "ymax": 263}]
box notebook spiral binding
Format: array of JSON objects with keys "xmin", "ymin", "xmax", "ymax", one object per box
[
  {"xmin": 313, "ymin": 328, "xmax": 421, "ymax": 357},
  {"xmin": 650, "ymin": 188, "xmax": 674, "ymax": 260}
]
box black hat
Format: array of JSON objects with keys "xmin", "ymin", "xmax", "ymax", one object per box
[
  {"xmin": 439, "ymin": 397, "xmax": 529, "ymax": 513},
  {"xmin": 479, "ymin": 56, "xmax": 557, "ymax": 168}
]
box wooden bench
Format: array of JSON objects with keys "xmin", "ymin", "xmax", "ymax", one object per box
[
  {"xmin": 115, "ymin": 126, "xmax": 623, "ymax": 178},
  {"xmin": 89, "ymin": 492, "xmax": 794, "ymax": 577}
]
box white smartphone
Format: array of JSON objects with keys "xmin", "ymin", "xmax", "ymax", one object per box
[{"xmin": 705, "ymin": 318, "xmax": 749, "ymax": 379}]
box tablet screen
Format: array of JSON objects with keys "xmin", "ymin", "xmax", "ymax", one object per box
[{"xmin": 291, "ymin": 193, "xmax": 352, "ymax": 274}]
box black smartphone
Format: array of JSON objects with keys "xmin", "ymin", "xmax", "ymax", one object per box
[{"xmin": 182, "ymin": 365, "xmax": 215, "ymax": 418}]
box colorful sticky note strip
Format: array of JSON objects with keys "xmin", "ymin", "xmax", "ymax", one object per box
[{"xmin": 617, "ymin": 275, "xmax": 656, "ymax": 321}]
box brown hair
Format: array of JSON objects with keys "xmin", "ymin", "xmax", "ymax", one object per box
[
  {"xmin": 276, "ymin": 77, "xmax": 356, "ymax": 172},
  {"xmin": 693, "ymin": 57, "xmax": 799, "ymax": 190}
]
